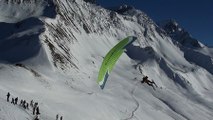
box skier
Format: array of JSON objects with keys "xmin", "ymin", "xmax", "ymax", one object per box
[
  {"xmin": 6, "ymin": 92, "xmax": 10, "ymax": 102},
  {"xmin": 141, "ymin": 76, "xmax": 157, "ymax": 90},
  {"xmin": 15, "ymin": 97, "xmax": 18, "ymax": 105}
]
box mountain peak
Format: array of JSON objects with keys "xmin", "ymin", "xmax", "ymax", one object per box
[
  {"xmin": 0, "ymin": 0, "xmax": 55, "ymax": 23},
  {"xmin": 83, "ymin": 0, "xmax": 96, "ymax": 4},
  {"xmin": 113, "ymin": 4, "xmax": 135, "ymax": 14},
  {"xmin": 158, "ymin": 19, "xmax": 182, "ymax": 34},
  {"xmin": 0, "ymin": 1, "xmax": 213, "ymax": 120},
  {"xmin": 158, "ymin": 19, "xmax": 202, "ymax": 48}
]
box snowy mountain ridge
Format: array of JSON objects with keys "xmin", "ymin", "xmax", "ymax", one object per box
[
  {"xmin": 0, "ymin": 0, "xmax": 213, "ymax": 120},
  {"xmin": 158, "ymin": 19, "xmax": 203, "ymax": 48},
  {"xmin": 0, "ymin": 0, "xmax": 55, "ymax": 23}
]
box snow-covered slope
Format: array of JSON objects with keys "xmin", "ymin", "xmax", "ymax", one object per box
[
  {"xmin": 158, "ymin": 19, "xmax": 213, "ymax": 74},
  {"xmin": 0, "ymin": 0, "xmax": 54, "ymax": 23},
  {"xmin": 0, "ymin": 0, "xmax": 213, "ymax": 120}
]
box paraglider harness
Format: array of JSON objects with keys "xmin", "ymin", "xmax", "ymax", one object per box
[{"xmin": 141, "ymin": 76, "xmax": 157, "ymax": 90}]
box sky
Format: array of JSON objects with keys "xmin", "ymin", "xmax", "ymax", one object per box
[{"xmin": 97, "ymin": 0, "xmax": 213, "ymax": 46}]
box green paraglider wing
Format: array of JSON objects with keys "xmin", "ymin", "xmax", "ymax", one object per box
[{"xmin": 97, "ymin": 36, "xmax": 137, "ymax": 89}]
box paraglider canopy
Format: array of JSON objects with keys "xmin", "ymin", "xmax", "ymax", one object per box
[{"xmin": 97, "ymin": 36, "xmax": 137, "ymax": 89}]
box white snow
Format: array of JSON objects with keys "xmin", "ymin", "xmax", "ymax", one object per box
[
  {"xmin": 0, "ymin": 0, "xmax": 47, "ymax": 23},
  {"xmin": 0, "ymin": 0, "xmax": 213, "ymax": 120}
]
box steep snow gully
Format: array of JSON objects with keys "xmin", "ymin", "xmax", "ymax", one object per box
[{"xmin": 0, "ymin": 0, "xmax": 213, "ymax": 120}]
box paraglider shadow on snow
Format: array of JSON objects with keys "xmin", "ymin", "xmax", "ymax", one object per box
[{"xmin": 0, "ymin": 1, "xmax": 57, "ymax": 63}]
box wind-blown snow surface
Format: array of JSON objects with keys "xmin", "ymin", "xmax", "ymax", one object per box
[{"xmin": 0, "ymin": 0, "xmax": 213, "ymax": 120}]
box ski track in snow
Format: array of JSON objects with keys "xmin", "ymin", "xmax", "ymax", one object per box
[
  {"xmin": 122, "ymin": 81, "xmax": 140, "ymax": 120},
  {"xmin": 0, "ymin": 0, "xmax": 213, "ymax": 120}
]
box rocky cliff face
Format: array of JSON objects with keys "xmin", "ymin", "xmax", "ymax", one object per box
[
  {"xmin": 158, "ymin": 19, "xmax": 202, "ymax": 48},
  {"xmin": 83, "ymin": 0, "xmax": 96, "ymax": 4},
  {"xmin": 0, "ymin": 0, "xmax": 213, "ymax": 120}
]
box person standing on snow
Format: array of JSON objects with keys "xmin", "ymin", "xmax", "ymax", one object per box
[
  {"xmin": 60, "ymin": 116, "xmax": 63, "ymax": 120},
  {"xmin": 20, "ymin": 99, "xmax": 23, "ymax": 106},
  {"xmin": 33, "ymin": 102, "xmax": 38, "ymax": 115},
  {"xmin": 11, "ymin": 98, "xmax": 15, "ymax": 105},
  {"xmin": 30, "ymin": 100, "xmax": 34, "ymax": 107},
  {"xmin": 23, "ymin": 100, "xmax": 26, "ymax": 109},
  {"xmin": 26, "ymin": 102, "xmax": 29, "ymax": 109},
  {"xmin": 15, "ymin": 97, "xmax": 18, "ymax": 105},
  {"xmin": 56, "ymin": 114, "xmax": 59, "ymax": 120},
  {"xmin": 36, "ymin": 106, "xmax": 40, "ymax": 115},
  {"xmin": 6, "ymin": 92, "xmax": 10, "ymax": 102}
]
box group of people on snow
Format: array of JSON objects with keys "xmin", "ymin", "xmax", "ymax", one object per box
[
  {"xmin": 6, "ymin": 92, "xmax": 63, "ymax": 120},
  {"xmin": 6, "ymin": 92, "xmax": 41, "ymax": 120},
  {"xmin": 56, "ymin": 114, "xmax": 63, "ymax": 120},
  {"xmin": 7, "ymin": 92, "xmax": 20, "ymax": 106},
  {"xmin": 5, "ymin": 76, "xmax": 154, "ymax": 120}
]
